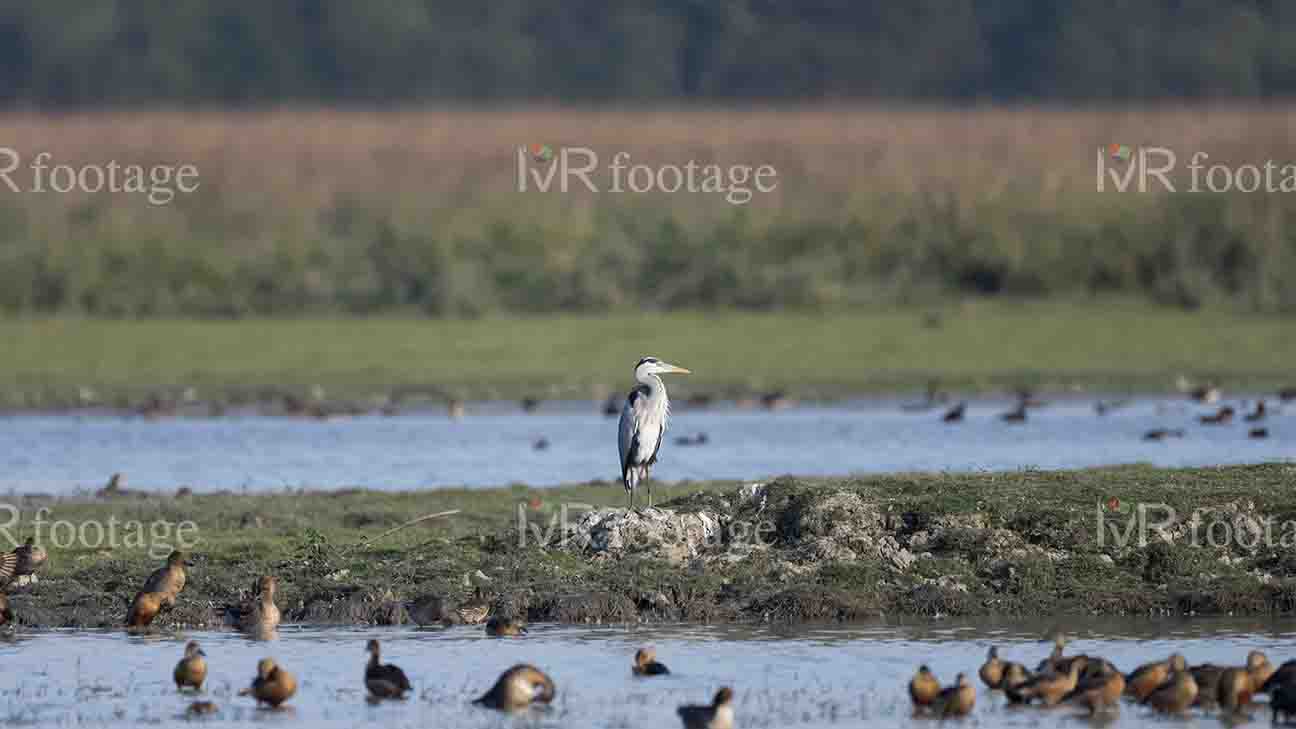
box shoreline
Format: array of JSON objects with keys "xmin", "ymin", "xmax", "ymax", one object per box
[{"xmin": 3, "ymin": 464, "xmax": 1295, "ymax": 629}]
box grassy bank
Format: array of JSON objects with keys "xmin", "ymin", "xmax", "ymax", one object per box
[
  {"xmin": 5, "ymin": 464, "xmax": 1296, "ymax": 628},
  {"xmin": 1, "ymin": 106, "xmax": 1295, "ymax": 316},
  {"xmin": 2, "ymin": 303, "xmax": 1294, "ymax": 408}
]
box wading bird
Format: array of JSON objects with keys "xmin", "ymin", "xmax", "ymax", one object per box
[
  {"xmin": 174, "ymin": 641, "xmax": 208, "ymax": 691},
  {"xmin": 618, "ymin": 356, "xmax": 691, "ymax": 510}
]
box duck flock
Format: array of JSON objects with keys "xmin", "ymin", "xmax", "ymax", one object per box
[
  {"xmin": 0, "ymin": 546, "xmax": 733, "ymax": 728},
  {"xmin": 912, "ymin": 634, "xmax": 1296, "ymax": 723}
]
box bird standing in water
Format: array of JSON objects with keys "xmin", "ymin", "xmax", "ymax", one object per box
[
  {"xmin": 174, "ymin": 641, "xmax": 208, "ymax": 691},
  {"xmin": 618, "ymin": 356, "xmax": 691, "ymax": 510},
  {"xmin": 364, "ymin": 639, "xmax": 412, "ymax": 700}
]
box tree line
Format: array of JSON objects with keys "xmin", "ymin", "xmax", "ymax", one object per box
[{"xmin": 0, "ymin": 0, "xmax": 1291, "ymax": 105}]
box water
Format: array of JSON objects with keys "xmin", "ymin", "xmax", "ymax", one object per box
[
  {"xmin": 0, "ymin": 397, "xmax": 1290, "ymax": 494},
  {"xmin": 0, "ymin": 619, "xmax": 1290, "ymax": 727}
]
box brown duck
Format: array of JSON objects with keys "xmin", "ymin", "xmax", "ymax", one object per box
[
  {"xmin": 677, "ymin": 687, "xmax": 734, "ymax": 729},
  {"xmin": 1001, "ymin": 662, "xmax": 1033, "ymax": 704},
  {"xmin": 0, "ymin": 594, "xmax": 12, "ymax": 626},
  {"xmin": 126, "ymin": 590, "xmax": 174, "ymax": 628},
  {"xmin": 1189, "ymin": 663, "xmax": 1224, "ymax": 707},
  {"xmin": 473, "ymin": 664, "xmax": 555, "ymax": 711},
  {"xmin": 1245, "ymin": 649, "xmax": 1275, "ymax": 688},
  {"xmin": 1218, "ymin": 666, "xmax": 1255, "ymax": 714},
  {"xmin": 446, "ymin": 587, "xmax": 490, "ymax": 626},
  {"xmin": 142, "ymin": 550, "xmax": 190, "ymax": 598},
  {"xmin": 1144, "ymin": 657, "xmax": 1197, "ymax": 714},
  {"xmin": 174, "ymin": 641, "xmax": 208, "ymax": 691},
  {"xmin": 365, "ymin": 639, "xmax": 412, "ymax": 699},
  {"xmin": 230, "ymin": 576, "xmax": 280, "ymax": 633},
  {"xmin": 1125, "ymin": 652, "xmax": 1182, "ymax": 701},
  {"xmin": 932, "ymin": 673, "xmax": 976, "ymax": 718},
  {"xmin": 240, "ymin": 658, "xmax": 297, "ymax": 708},
  {"xmin": 633, "ymin": 647, "xmax": 670, "ymax": 676},
  {"xmin": 0, "ymin": 537, "xmax": 47, "ymax": 585},
  {"xmin": 909, "ymin": 665, "xmax": 941, "ymax": 710},
  {"xmin": 1016, "ymin": 660, "xmax": 1084, "ymax": 706},
  {"xmin": 979, "ymin": 646, "xmax": 1004, "ymax": 690},
  {"xmin": 1063, "ymin": 663, "xmax": 1124, "ymax": 715},
  {"xmin": 484, "ymin": 616, "xmax": 526, "ymax": 637}
]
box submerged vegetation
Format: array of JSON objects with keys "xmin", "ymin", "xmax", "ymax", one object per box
[
  {"xmin": 6, "ymin": 464, "xmax": 1296, "ymax": 628},
  {"xmin": 1, "ymin": 106, "xmax": 1295, "ymax": 318}
]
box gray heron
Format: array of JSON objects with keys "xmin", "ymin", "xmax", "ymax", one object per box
[{"xmin": 617, "ymin": 356, "xmax": 690, "ymax": 510}]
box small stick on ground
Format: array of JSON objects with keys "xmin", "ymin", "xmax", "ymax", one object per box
[{"xmin": 360, "ymin": 510, "xmax": 461, "ymax": 545}]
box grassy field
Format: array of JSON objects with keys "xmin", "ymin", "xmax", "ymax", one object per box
[
  {"xmin": 7, "ymin": 464, "xmax": 1296, "ymax": 627},
  {"xmin": 0, "ymin": 106, "xmax": 1294, "ymax": 316},
  {"xmin": 1, "ymin": 302, "xmax": 1293, "ymax": 407}
]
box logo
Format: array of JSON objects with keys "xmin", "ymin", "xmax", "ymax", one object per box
[{"xmin": 1108, "ymin": 144, "xmax": 1132, "ymax": 162}]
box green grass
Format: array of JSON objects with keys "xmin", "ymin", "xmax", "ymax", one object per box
[
  {"xmin": 2, "ymin": 301, "xmax": 1294, "ymax": 406},
  {"xmin": 9, "ymin": 464, "xmax": 1296, "ymax": 627}
]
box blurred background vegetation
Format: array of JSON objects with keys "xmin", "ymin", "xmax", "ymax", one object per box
[
  {"xmin": 0, "ymin": 2, "xmax": 1293, "ymax": 319},
  {"xmin": 3, "ymin": 1, "xmax": 1296, "ymax": 103}
]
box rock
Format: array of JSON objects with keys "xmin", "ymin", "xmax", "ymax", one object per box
[
  {"xmin": 564, "ymin": 508, "xmax": 723, "ymax": 563},
  {"xmin": 738, "ymin": 482, "xmax": 768, "ymax": 510}
]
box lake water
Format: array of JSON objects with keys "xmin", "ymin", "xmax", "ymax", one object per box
[
  {"xmin": 0, "ymin": 397, "xmax": 1290, "ymax": 494},
  {"xmin": 0, "ymin": 619, "xmax": 1291, "ymax": 728}
]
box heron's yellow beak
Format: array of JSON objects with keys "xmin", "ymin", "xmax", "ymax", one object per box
[{"xmin": 665, "ymin": 364, "xmax": 691, "ymax": 374}]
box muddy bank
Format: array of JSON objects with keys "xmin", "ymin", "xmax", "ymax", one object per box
[{"xmin": 3, "ymin": 464, "xmax": 1296, "ymax": 628}]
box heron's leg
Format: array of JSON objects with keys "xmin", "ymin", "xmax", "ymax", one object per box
[{"xmin": 647, "ymin": 480, "xmax": 652, "ymax": 510}]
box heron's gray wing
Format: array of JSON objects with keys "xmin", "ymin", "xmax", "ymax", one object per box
[{"xmin": 618, "ymin": 393, "xmax": 638, "ymax": 476}]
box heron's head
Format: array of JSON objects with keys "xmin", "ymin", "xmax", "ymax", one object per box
[{"xmin": 635, "ymin": 356, "xmax": 690, "ymax": 377}]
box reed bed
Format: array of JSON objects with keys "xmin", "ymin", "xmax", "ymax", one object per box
[{"xmin": 0, "ymin": 105, "xmax": 1293, "ymax": 315}]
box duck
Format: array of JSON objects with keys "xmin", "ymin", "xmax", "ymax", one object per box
[
  {"xmin": 979, "ymin": 646, "xmax": 1004, "ymax": 690},
  {"xmin": 473, "ymin": 664, "xmax": 555, "ymax": 711},
  {"xmin": 126, "ymin": 590, "xmax": 174, "ymax": 628},
  {"xmin": 1062, "ymin": 663, "xmax": 1124, "ymax": 715},
  {"xmin": 174, "ymin": 641, "xmax": 208, "ymax": 691},
  {"xmin": 404, "ymin": 594, "xmax": 446, "ymax": 626},
  {"xmin": 931, "ymin": 673, "xmax": 976, "ymax": 717},
  {"xmin": 674, "ymin": 432, "xmax": 709, "ymax": 446},
  {"xmin": 447, "ymin": 587, "xmax": 490, "ymax": 625},
  {"xmin": 1250, "ymin": 427, "xmax": 1270, "ymax": 439},
  {"xmin": 632, "ymin": 647, "xmax": 670, "ymax": 676},
  {"xmin": 1245, "ymin": 400, "xmax": 1268, "ymax": 422},
  {"xmin": 760, "ymin": 391, "xmax": 794, "ymax": 411},
  {"xmin": 1000, "ymin": 401, "xmax": 1027, "ymax": 423},
  {"xmin": 1035, "ymin": 633, "xmax": 1091, "ymax": 675},
  {"xmin": 1218, "ymin": 666, "xmax": 1255, "ymax": 715},
  {"xmin": 1272, "ymin": 678, "xmax": 1296, "ymax": 724},
  {"xmin": 1178, "ymin": 377, "xmax": 1220, "ymax": 403},
  {"xmin": 1144, "ymin": 659, "xmax": 1197, "ymax": 714},
  {"xmin": 0, "ymin": 537, "xmax": 47, "ymax": 585},
  {"xmin": 484, "ymin": 616, "xmax": 527, "ymax": 637},
  {"xmin": 1246, "ymin": 649, "xmax": 1276, "ymax": 690},
  {"xmin": 1199, "ymin": 406, "xmax": 1235, "ymax": 424},
  {"xmin": 186, "ymin": 701, "xmax": 218, "ymax": 716},
  {"xmin": 1280, "ymin": 387, "xmax": 1296, "ymax": 403},
  {"xmin": 230, "ymin": 575, "xmax": 280, "ymax": 633},
  {"xmin": 602, "ymin": 394, "xmax": 622, "ymax": 417},
  {"xmin": 909, "ymin": 665, "xmax": 941, "ymax": 710},
  {"xmin": 1125, "ymin": 653, "xmax": 1182, "ymax": 701},
  {"xmin": 364, "ymin": 639, "xmax": 412, "ymax": 699},
  {"xmin": 1188, "ymin": 663, "xmax": 1224, "ymax": 707},
  {"xmin": 1001, "ymin": 662, "xmax": 1033, "ymax": 704},
  {"xmin": 1143, "ymin": 428, "xmax": 1185, "ymax": 441},
  {"xmin": 677, "ymin": 687, "xmax": 734, "ymax": 729},
  {"xmin": 520, "ymin": 397, "xmax": 541, "ymax": 413},
  {"xmin": 142, "ymin": 550, "xmax": 190, "ymax": 599},
  {"xmin": 942, "ymin": 401, "xmax": 966, "ymax": 423},
  {"xmin": 0, "ymin": 594, "xmax": 12, "ymax": 626},
  {"xmin": 240, "ymin": 658, "xmax": 297, "ymax": 708},
  {"xmin": 1015, "ymin": 659, "xmax": 1084, "ymax": 706}
]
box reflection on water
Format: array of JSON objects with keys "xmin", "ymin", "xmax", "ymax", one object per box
[
  {"xmin": 0, "ymin": 397, "xmax": 1291, "ymax": 493},
  {"xmin": 0, "ymin": 619, "xmax": 1293, "ymax": 728}
]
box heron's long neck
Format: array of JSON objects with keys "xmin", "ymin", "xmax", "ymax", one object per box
[{"xmin": 635, "ymin": 372, "xmax": 670, "ymax": 422}]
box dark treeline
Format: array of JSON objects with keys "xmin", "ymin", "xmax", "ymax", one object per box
[{"xmin": 0, "ymin": 0, "xmax": 1293, "ymax": 105}]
